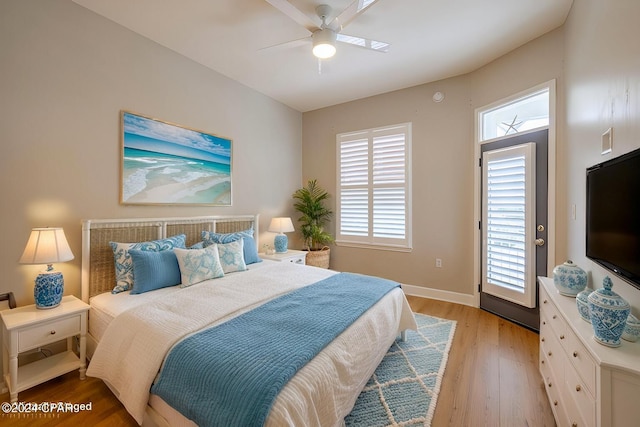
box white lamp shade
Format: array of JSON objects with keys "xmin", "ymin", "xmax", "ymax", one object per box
[
  {"xmin": 268, "ymin": 217, "xmax": 295, "ymax": 234},
  {"xmin": 312, "ymin": 28, "xmax": 337, "ymax": 59},
  {"xmin": 19, "ymin": 227, "xmax": 74, "ymax": 265}
]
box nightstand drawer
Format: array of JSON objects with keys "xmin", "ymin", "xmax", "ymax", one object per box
[{"xmin": 18, "ymin": 315, "xmax": 81, "ymax": 352}]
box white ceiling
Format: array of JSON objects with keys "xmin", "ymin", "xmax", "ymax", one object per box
[{"xmin": 72, "ymin": 0, "xmax": 573, "ymax": 112}]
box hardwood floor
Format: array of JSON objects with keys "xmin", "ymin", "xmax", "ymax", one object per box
[{"xmin": 0, "ymin": 296, "xmax": 555, "ymax": 426}]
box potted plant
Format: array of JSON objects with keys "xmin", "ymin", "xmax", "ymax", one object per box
[{"xmin": 292, "ymin": 179, "xmax": 334, "ymax": 268}]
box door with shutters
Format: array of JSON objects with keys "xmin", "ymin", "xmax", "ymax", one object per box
[{"xmin": 480, "ymin": 129, "xmax": 548, "ymax": 330}]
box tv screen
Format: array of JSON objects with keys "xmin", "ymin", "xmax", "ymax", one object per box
[{"xmin": 586, "ymin": 147, "xmax": 640, "ymax": 290}]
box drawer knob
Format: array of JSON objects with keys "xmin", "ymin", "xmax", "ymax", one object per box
[
  {"xmin": 553, "ymin": 400, "xmax": 558, "ymax": 406},
  {"xmin": 552, "ymin": 314, "xmax": 557, "ymax": 319},
  {"xmin": 548, "ymin": 351, "xmax": 552, "ymax": 356},
  {"xmin": 560, "ymin": 335, "xmax": 565, "ymax": 340},
  {"xmin": 548, "ymin": 382, "xmax": 552, "ymax": 388},
  {"xmin": 576, "ymin": 385, "xmax": 581, "ymax": 392},
  {"xmin": 542, "ymin": 321, "xmax": 546, "ymax": 325},
  {"xmin": 541, "ymin": 360, "xmax": 545, "ymax": 364},
  {"xmin": 543, "ymin": 299, "xmax": 548, "ymax": 304},
  {"xmin": 572, "ymin": 423, "xmax": 577, "ymax": 427},
  {"xmin": 50, "ymin": 330, "xmax": 56, "ymax": 335},
  {"xmin": 573, "ymin": 351, "xmax": 578, "ymax": 358},
  {"xmin": 541, "ymin": 337, "xmax": 545, "ymax": 342}
]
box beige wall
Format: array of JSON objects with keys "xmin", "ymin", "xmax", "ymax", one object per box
[
  {"xmin": 563, "ymin": 0, "xmax": 640, "ymax": 309},
  {"xmin": 0, "ymin": 0, "xmax": 302, "ymax": 305},
  {"xmin": 303, "ymin": 29, "xmax": 564, "ymax": 299}
]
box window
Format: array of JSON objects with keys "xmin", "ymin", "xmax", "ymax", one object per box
[
  {"xmin": 336, "ymin": 123, "xmax": 412, "ymax": 250},
  {"xmin": 479, "ymin": 88, "xmax": 549, "ymax": 142}
]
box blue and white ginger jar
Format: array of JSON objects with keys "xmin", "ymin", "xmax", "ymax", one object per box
[
  {"xmin": 552, "ymin": 260, "xmax": 587, "ymax": 297},
  {"xmin": 622, "ymin": 314, "xmax": 640, "ymax": 343},
  {"xmin": 588, "ymin": 276, "xmax": 630, "ymax": 347},
  {"xmin": 576, "ymin": 288, "xmax": 592, "ymax": 323}
]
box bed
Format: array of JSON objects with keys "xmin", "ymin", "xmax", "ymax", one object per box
[{"xmin": 81, "ymin": 214, "xmax": 417, "ymax": 427}]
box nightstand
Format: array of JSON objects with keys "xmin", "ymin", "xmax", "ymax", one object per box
[
  {"xmin": 260, "ymin": 249, "xmax": 306, "ymax": 265},
  {"xmin": 1, "ymin": 295, "xmax": 89, "ymax": 402}
]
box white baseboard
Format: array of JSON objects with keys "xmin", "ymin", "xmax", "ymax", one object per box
[{"xmin": 401, "ymin": 283, "xmax": 477, "ymax": 307}]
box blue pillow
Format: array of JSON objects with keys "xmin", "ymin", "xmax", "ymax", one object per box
[
  {"xmin": 242, "ymin": 236, "xmax": 262, "ymax": 265},
  {"xmin": 109, "ymin": 234, "xmax": 186, "ymax": 294},
  {"xmin": 128, "ymin": 249, "xmax": 181, "ymax": 294},
  {"xmin": 201, "ymin": 229, "xmax": 262, "ymax": 265}
]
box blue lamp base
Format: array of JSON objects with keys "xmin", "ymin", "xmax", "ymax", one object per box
[
  {"xmin": 274, "ymin": 234, "xmax": 288, "ymax": 253},
  {"xmin": 34, "ymin": 269, "xmax": 64, "ymax": 309}
]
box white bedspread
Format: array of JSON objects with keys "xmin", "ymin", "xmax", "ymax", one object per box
[{"xmin": 86, "ymin": 263, "xmax": 416, "ymax": 426}]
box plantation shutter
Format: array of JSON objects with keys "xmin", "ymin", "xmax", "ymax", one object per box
[
  {"xmin": 482, "ymin": 142, "xmax": 536, "ymax": 308},
  {"xmin": 337, "ymin": 123, "xmax": 412, "ymax": 250}
]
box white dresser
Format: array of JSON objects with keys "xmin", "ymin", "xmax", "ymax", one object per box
[{"xmin": 539, "ymin": 277, "xmax": 640, "ymax": 427}]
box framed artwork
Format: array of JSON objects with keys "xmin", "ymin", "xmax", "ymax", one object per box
[{"xmin": 120, "ymin": 111, "xmax": 232, "ymax": 206}]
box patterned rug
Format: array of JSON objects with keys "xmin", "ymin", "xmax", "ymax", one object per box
[{"xmin": 345, "ymin": 313, "xmax": 457, "ymax": 427}]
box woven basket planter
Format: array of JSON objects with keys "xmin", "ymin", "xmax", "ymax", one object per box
[{"xmin": 305, "ymin": 247, "xmax": 330, "ymax": 269}]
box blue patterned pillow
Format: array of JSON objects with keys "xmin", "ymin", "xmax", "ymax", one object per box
[
  {"xmin": 109, "ymin": 234, "xmax": 186, "ymax": 294},
  {"xmin": 201, "ymin": 228, "xmax": 262, "ymax": 265},
  {"xmin": 174, "ymin": 245, "xmax": 224, "ymax": 288},
  {"xmin": 218, "ymin": 239, "xmax": 247, "ymax": 274},
  {"xmin": 128, "ymin": 249, "xmax": 181, "ymax": 294}
]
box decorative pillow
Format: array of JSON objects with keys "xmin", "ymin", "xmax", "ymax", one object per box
[
  {"xmin": 128, "ymin": 249, "xmax": 181, "ymax": 294},
  {"xmin": 189, "ymin": 241, "xmax": 204, "ymax": 250},
  {"xmin": 110, "ymin": 234, "xmax": 186, "ymax": 294},
  {"xmin": 202, "ymin": 228, "xmax": 253, "ymax": 245},
  {"xmin": 242, "ymin": 236, "xmax": 262, "ymax": 265},
  {"xmin": 201, "ymin": 228, "xmax": 262, "ymax": 265},
  {"xmin": 174, "ymin": 245, "xmax": 224, "ymax": 288},
  {"xmin": 218, "ymin": 239, "xmax": 247, "ymax": 274}
]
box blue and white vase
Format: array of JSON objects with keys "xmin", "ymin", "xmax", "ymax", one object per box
[
  {"xmin": 588, "ymin": 276, "xmax": 630, "ymax": 347},
  {"xmin": 576, "ymin": 288, "xmax": 592, "ymax": 323},
  {"xmin": 622, "ymin": 314, "xmax": 640, "ymax": 342},
  {"xmin": 34, "ymin": 269, "xmax": 64, "ymax": 309},
  {"xmin": 552, "ymin": 260, "xmax": 587, "ymax": 297}
]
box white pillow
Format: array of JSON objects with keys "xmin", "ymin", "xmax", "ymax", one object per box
[
  {"xmin": 174, "ymin": 245, "xmax": 224, "ymax": 288},
  {"xmin": 218, "ymin": 239, "xmax": 247, "ymax": 274}
]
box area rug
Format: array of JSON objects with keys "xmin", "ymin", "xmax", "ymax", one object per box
[{"xmin": 345, "ymin": 313, "xmax": 457, "ymax": 427}]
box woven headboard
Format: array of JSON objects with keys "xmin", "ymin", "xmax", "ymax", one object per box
[{"xmin": 81, "ymin": 214, "xmax": 259, "ymax": 302}]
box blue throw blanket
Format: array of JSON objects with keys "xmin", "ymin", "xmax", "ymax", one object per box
[{"xmin": 151, "ymin": 272, "xmax": 399, "ymax": 427}]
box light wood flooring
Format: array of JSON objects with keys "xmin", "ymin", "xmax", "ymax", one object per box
[{"xmin": 0, "ymin": 296, "xmax": 555, "ymax": 426}]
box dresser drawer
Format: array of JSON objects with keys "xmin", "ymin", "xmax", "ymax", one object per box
[
  {"xmin": 540, "ymin": 315, "xmax": 564, "ymax": 383},
  {"xmin": 540, "ymin": 347, "xmax": 568, "ymax": 427},
  {"xmin": 540, "ymin": 288, "xmax": 566, "ymax": 347},
  {"xmin": 567, "ymin": 331, "xmax": 596, "ymax": 396},
  {"xmin": 565, "ymin": 364, "xmax": 595, "ymax": 427},
  {"xmin": 17, "ymin": 315, "xmax": 81, "ymax": 352}
]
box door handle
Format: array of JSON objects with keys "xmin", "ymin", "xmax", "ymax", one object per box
[{"xmin": 535, "ymin": 238, "xmax": 545, "ymax": 247}]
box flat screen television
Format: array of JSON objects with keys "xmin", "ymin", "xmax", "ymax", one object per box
[{"xmin": 586, "ymin": 147, "xmax": 640, "ymax": 290}]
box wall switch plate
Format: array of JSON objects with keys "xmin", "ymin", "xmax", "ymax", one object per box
[{"xmin": 435, "ymin": 258, "xmax": 442, "ymax": 268}]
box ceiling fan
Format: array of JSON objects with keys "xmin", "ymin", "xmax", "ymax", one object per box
[{"xmin": 265, "ymin": 0, "xmax": 390, "ymax": 59}]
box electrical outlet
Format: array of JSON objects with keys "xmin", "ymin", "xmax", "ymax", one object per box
[{"xmin": 435, "ymin": 258, "xmax": 442, "ymax": 268}]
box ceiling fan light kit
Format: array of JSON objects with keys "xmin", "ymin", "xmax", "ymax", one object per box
[
  {"xmin": 265, "ymin": 0, "xmax": 390, "ymax": 61},
  {"xmin": 312, "ymin": 28, "xmax": 337, "ymax": 58}
]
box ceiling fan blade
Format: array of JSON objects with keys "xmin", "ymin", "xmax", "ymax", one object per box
[
  {"xmin": 259, "ymin": 36, "xmax": 310, "ymax": 52},
  {"xmin": 333, "ymin": 0, "xmax": 381, "ymax": 30},
  {"xmin": 336, "ymin": 33, "xmax": 390, "ymax": 53},
  {"xmin": 265, "ymin": 0, "xmax": 319, "ymax": 32}
]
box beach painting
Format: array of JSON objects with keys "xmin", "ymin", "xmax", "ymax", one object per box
[{"xmin": 120, "ymin": 111, "xmax": 232, "ymax": 205}]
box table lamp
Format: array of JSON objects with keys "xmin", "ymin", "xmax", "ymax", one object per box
[
  {"xmin": 268, "ymin": 217, "xmax": 295, "ymax": 253},
  {"xmin": 19, "ymin": 227, "xmax": 74, "ymax": 309}
]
